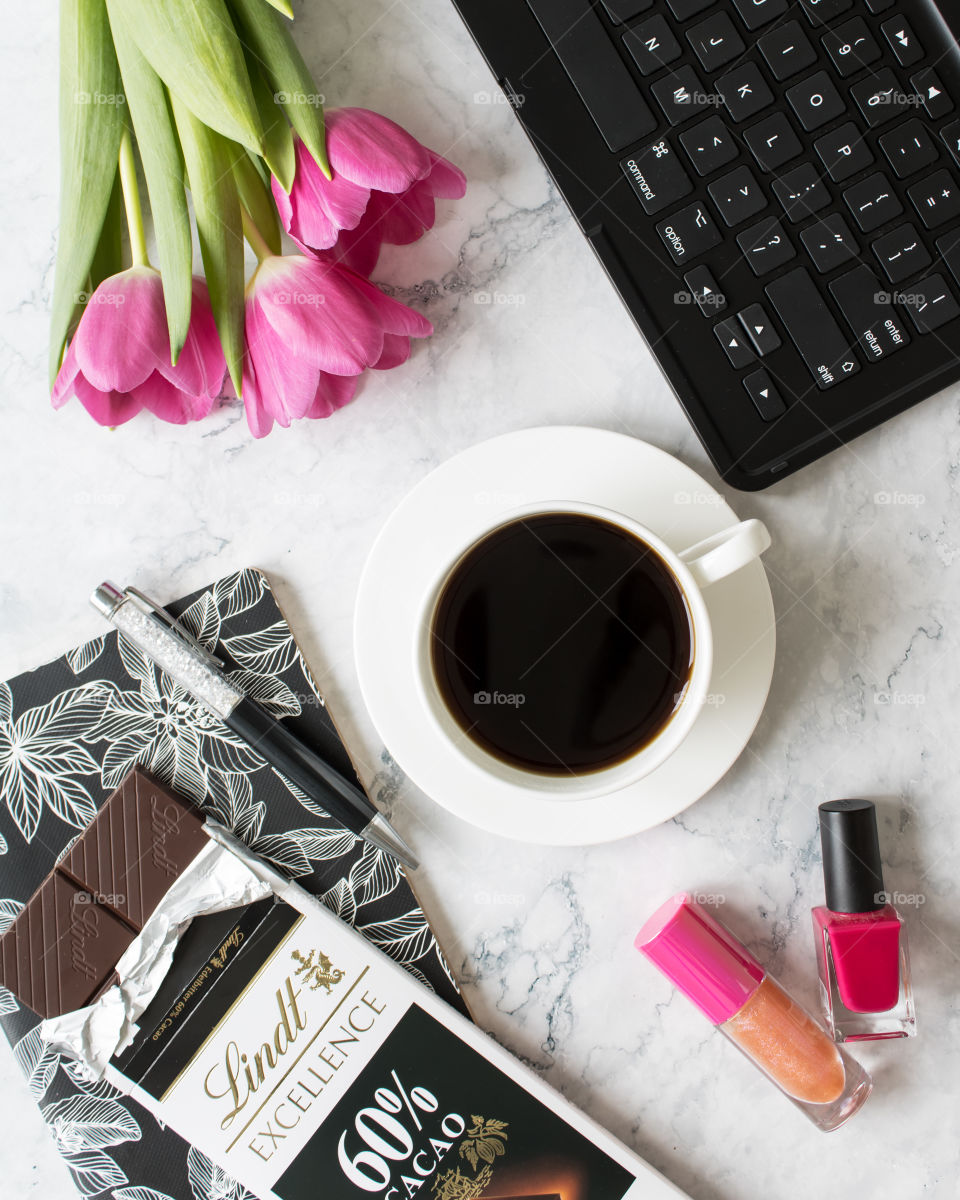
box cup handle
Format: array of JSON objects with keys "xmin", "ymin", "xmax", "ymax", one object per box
[{"xmin": 679, "ymin": 519, "xmax": 771, "ymax": 589}]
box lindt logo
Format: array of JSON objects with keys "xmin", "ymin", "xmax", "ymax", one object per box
[
  {"xmin": 149, "ymin": 794, "xmax": 185, "ymax": 878},
  {"xmin": 68, "ymin": 905, "xmax": 103, "ymax": 982}
]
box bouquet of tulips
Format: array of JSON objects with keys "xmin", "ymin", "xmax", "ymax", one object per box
[{"xmin": 51, "ymin": 0, "xmax": 466, "ymax": 436}]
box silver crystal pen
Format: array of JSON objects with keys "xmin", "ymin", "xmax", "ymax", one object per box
[{"xmin": 91, "ymin": 581, "xmax": 417, "ymax": 870}]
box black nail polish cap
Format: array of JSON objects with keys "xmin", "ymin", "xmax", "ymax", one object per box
[{"xmin": 819, "ymin": 799, "xmax": 886, "ymax": 914}]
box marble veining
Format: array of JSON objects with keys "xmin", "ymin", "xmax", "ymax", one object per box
[{"xmin": 2, "ymin": 1, "xmax": 960, "ymax": 1198}]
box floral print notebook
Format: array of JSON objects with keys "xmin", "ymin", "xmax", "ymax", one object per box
[{"xmin": 0, "ymin": 567, "xmax": 462, "ymax": 1200}]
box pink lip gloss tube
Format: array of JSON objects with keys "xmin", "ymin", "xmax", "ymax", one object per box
[
  {"xmin": 812, "ymin": 799, "xmax": 916, "ymax": 1042},
  {"xmin": 636, "ymin": 893, "xmax": 872, "ymax": 1132}
]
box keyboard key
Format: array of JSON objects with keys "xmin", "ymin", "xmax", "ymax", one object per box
[
  {"xmin": 715, "ymin": 316, "xmax": 757, "ymax": 367},
  {"xmin": 844, "ymin": 172, "xmax": 903, "ymax": 232},
  {"xmin": 684, "ymin": 265, "xmax": 728, "ymax": 316},
  {"xmin": 900, "ymin": 273, "xmax": 960, "ymax": 332},
  {"xmin": 908, "ymin": 170, "xmax": 960, "ymax": 230},
  {"xmin": 600, "ymin": 0, "xmax": 654, "ymax": 21},
  {"xmin": 799, "ymin": 0, "xmax": 853, "ymax": 25},
  {"xmin": 865, "ymin": 0, "xmax": 894, "ymax": 11},
  {"xmin": 815, "ymin": 122, "xmax": 874, "ymax": 182},
  {"xmin": 801, "ymin": 213, "xmax": 860, "ymax": 272},
  {"xmin": 680, "ymin": 117, "xmax": 739, "ymax": 175},
  {"xmin": 851, "ymin": 69, "xmax": 909, "ymax": 128},
  {"xmin": 687, "ymin": 13, "xmax": 745, "ymax": 73},
  {"xmin": 942, "ymin": 120, "xmax": 960, "ymax": 167},
  {"xmin": 935, "ymin": 230, "xmax": 960, "ymax": 287},
  {"xmin": 717, "ymin": 63, "xmax": 774, "ymax": 122},
  {"xmin": 652, "ymin": 66, "xmax": 709, "ymax": 126},
  {"xmin": 829, "ymin": 265, "xmax": 910, "ymax": 358},
  {"xmin": 745, "ymin": 112, "xmax": 803, "ymax": 172},
  {"xmin": 709, "ymin": 165, "xmax": 768, "ymax": 226},
  {"xmin": 732, "ymin": 0, "xmax": 789, "ymax": 32},
  {"xmin": 872, "ymin": 222, "xmax": 932, "ymax": 283},
  {"xmin": 656, "ymin": 200, "xmax": 723, "ymax": 263},
  {"xmin": 759, "ymin": 21, "xmax": 816, "ymax": 81},
  {"xmin": 881, "ymin": 16, "xmax": 924, "ymax": 68},
  {"xmin": 526, "ymin": 0, "xmax": 657, "ymax": 151},
  {"xmin": 666, "ymin": 0, "xmax": 714, "ymax": 18},
  {"xmin": 879, "ymin": 120, "xmax": 939, "ymax": 180},
  {"xmin": 744, "ymin": 368, "xmax": 787, "ymax": 419},
  {"xmin": 910, "ymin": 69, "xmax": 954, "ymax": 121},
  {"xmin": 620, "ymin": 139, "xmax": 693, "ymax": 215},
  {"xmin": 787, "ymin": 71, "xmax": 845, "ymax": 131},
  {"xmin": 772, "ymin": 162, "xmax": 831, "ymax": 221},
  {"xmin": 738, "ymin": 217, "xmax": 796, "ymax": 275},
  {"xmin": 822, "ymin": 18, "xmax": 881, "ymax": 77},
  {"xmin": 624, "ymin": 16, "xmax": 682, "ymax": 76},
  {"xmin": 739, "ymin": 303, "xmax": 782, "ymax": 355},
  {"xmin": 765, "ymin": 266, "xmax": 859, "ymax": 388}
]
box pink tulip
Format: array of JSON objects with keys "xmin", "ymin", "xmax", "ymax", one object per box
[
  {"xmin": 241, "ymin": 255, "xmax": 432, "ymax": 437},
  {"xmin": 52, "ymin": 268, "xmax": 225, "ymax": 426},
  {"xmin": 271, "ymin": 108, "xmax": 467, "ymax": 275}
]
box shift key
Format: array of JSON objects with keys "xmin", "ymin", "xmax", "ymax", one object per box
[
  {"xmin": 829, "ymin": 265, "xmax": 910, "ymax": 361},
  {"xmin": 764, "ymin": 267, "xmax": 860, "ymax": 390}
]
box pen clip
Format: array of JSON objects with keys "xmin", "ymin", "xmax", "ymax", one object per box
[{"xmin": 125, "ymin": 587, "xmax": 225, "ymax": 669}]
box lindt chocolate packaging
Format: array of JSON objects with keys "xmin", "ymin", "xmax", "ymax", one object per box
[{"xmin": 42, "ymin": 833, "xmax": 689, "ymax": 1200}]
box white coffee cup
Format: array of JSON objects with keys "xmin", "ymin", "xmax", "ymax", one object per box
[{"xmin": 413, "ymin": 501, "xmax": 770, "ymax": 800}]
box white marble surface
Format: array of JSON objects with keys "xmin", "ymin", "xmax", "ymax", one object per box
[{"xmin": 2, "ymin": 2, "xmax": 959, "ymax": 1198}]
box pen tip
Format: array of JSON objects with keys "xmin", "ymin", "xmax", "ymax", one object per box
[{"xmin": 362, "ymin": 812, "xmax": 419, "ymax": 871}]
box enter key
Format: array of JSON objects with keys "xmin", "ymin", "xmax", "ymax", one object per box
[{"xmin": 829, "ymin": 265, "xmax": 911, "ymax": 361}]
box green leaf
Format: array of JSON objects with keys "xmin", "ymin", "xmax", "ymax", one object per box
[
  {"xmin": 262, "ymin": 0, "xmax": 293, "ymax": 17},
  {"xmin": 107, "ymin": 2, "xmax": 193, "ymax": 362},
  {"xmin": 233, "ymin": 153, "xmax": 282, "ymax": 257},
  {"xmin": 171, "ymin": 96, "xmax": 245, "ymax": 395},
  {"xmin": 229, "ymin": 0, "xmax": 329, "ymax": 177},
  {"xmin": 110, "ymin": 0, "xmax": 264, "ymax": 156},
  {"xmin": 245, "ymin": 49, "xmax": 296, "ymax": 190},
  {"xmin": 50, "ymin": 0, "xmax": 126, "ymax": 384},
  {"xmin": 87, "ymin": 168, "xmax": 123, "ymax": 294}
]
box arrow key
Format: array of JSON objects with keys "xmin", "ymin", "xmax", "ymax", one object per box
[
  {"xmin": 714, "ymin": 317, "xmax": 757, "ymax": 368},
  {"xmin": 684, "ymin": 265, "xmax": 727, "ymax": 316},
  {"xmin": 881, "ymin": 16, "xmax": 924, "ymax": 67},
  {"xmin": 738, "ymin": 303, "xmax": 782, "ymax": 355},
  {"xmin": 910, "ymin": 69, "xmax": 954, "ymax": 120},
  {"xmin": 744, "ymin": 369, "xmax": 787, "ymax": 421}
]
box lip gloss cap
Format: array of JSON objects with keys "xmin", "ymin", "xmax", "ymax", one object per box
[
  {"xmin": 819, "ymin": 799, "xmax": 885, "ymax": 914},
  {"xmin": 636, "ymin": 893, "xmax": 765, "ymax": 1024}
]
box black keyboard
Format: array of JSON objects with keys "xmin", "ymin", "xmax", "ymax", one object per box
[{"xmin": 452, "ymin": 0, "xmax": 960, "ymax": 488}]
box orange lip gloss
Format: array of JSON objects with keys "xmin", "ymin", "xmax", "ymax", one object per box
[{"xmin": 636, "ymin": 893, "xmax": 872, "ymax": 1131}]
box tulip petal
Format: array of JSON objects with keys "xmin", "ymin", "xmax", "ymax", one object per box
[
  {"xmin": 372, "ymin": 333, "xmax": 411, "ymax": 371},
  {"xmin": 73, "ymin": 375, "xmax": 141, "ymax": 426},
  {"xmin": 277, "ymin": 139, "xmax": 371, "ymax": 249},
  {"xmin": 314, "ymin": 213, "xmax": 384, "ymax": 276},
  {"xmin": 51, "ymin": 341, "xmax": 81, "ymax": 410},
  {"xmin": 326, "ymin": 108, "xmax": 431, "ymax": 193},
  {"xmin": 245, "ymin": 296, "xmax": 323, "ymax": 420},
  {"xmin": 255, "ymin": 258, "xmax": 384, "ymax": 374},
  {"xmin": 423, "ymin": 149, "xmax": 467, "ymax": 199},
  {"xmin": 241, "ymin": 351, "xmax": 273, "ymax": 438},
  {"xmin": 344, "ymin": 272, "xmax": 433, "ymax": 338},
  {"xmin": 307, "ymin": 371, "xmax": 359, "ymax": 419},
  {"xmin": 128, "ymin": 371, "xmax": 214, "ymax": 424},
  {"xmin": 156, "ymin": 278, "xmax": 227, "ymax": 396},
  {"xmin": 74, "ymin": 267, "xmax": 168, "ymax": 392}
]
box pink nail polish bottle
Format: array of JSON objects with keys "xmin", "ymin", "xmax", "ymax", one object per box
[
  {"xmin": 637, "ymin": 894, "xmax": 872, "ymax": 1131},
  {"xmin": 812, "ymin": 799, "xmax": 916, "ymax": 1042}
]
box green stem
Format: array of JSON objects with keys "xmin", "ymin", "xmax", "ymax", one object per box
[
  {"xmin": 241, "ymin": 205, "xmax": 274, "ymax": 263},
  {"xmin": 118, "ymin": 129, "xmax": 150, "ymax": 268}
]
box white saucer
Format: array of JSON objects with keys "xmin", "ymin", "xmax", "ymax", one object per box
[{"xmin": 354, "ymin": 428, "xmax": 776, "ymax": 845}]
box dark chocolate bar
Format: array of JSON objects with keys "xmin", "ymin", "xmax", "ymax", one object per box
[{"xmin": 0, "ymin": 768, "xmax": 207, "ymax": 1018}]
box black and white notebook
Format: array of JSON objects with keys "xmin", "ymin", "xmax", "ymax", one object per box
[{"xmin": 0, "ymin": 567, "xmax": 463, "ymax": 1200}]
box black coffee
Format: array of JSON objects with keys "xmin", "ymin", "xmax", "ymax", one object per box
[{"xmin": 430, "ymin": 513, "xmax": 694, "ymax": 775}]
